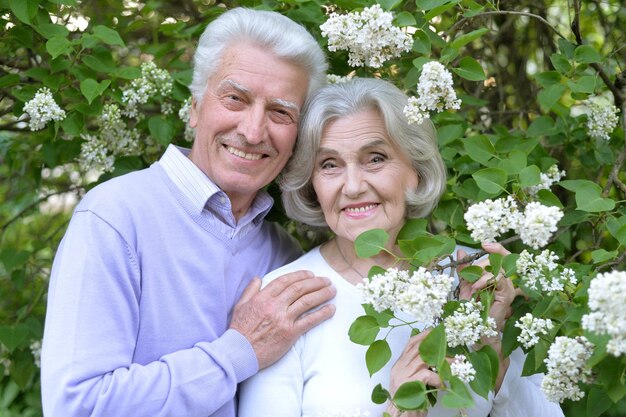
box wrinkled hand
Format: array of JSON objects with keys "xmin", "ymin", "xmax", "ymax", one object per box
[
  {"xmin": 457, "ymin": 242, "xmax": 515, "ymax": 332},
  {"xmin": 229, "ymin": 270, "xmax": 336, "ymax": 369},
  {"xmin": 386, "ymin": 330, "xmax": 441, "ymax": 417}
]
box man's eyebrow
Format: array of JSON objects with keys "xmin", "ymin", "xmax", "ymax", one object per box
[{"xmin": 218, "ymin": 79, "xmax": 300, "ymax": 115}]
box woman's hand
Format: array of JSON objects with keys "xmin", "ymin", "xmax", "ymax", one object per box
[
  {"xmin": 386, "ymin": 330, "xmax": 441, "ymax": 417},
  {"xmin": 457, "ymin": 241, "xmax": 515, "ymax": 392}
]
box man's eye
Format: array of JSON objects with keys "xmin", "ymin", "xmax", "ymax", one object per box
[{"xmin": 270, "ymin": 109, "xmax": 296, "ymax": 124}]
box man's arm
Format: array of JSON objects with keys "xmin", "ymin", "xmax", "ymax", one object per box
[{"xmin": 41, "ymin": 211, "xmax": 257, "ymax": 417}]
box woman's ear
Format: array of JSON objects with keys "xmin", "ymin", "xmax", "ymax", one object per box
[{"xmin": 189, "ymin": 98, "xmax": 198, "ymax": 128}]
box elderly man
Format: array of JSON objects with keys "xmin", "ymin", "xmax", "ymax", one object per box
[{"xmin": 41, "ymin": 8, "xmax": 335, "ymax": 417}]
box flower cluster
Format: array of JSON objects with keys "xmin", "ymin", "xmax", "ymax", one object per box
[
  {"xmin": 121, "ymin": 61, "xmax": 173, "ymax": 118},
  {"xmin": 320, "ymin": 4, "xmax": 413, "ymax": 68},
  {"xmin": 464, "ymin": 197, "xmax": 563, "ymax": 249},
  {"xmin": 404, "ymin": 61, "xmax": 462, "ymax": 125},
  {"xmin": 514, "ymin": 313, "xmax": 554, "ymax": 349},
  {"xmin": 516, "ymin": 249, "xmax": 577, "ymax": 294},
  {"xmin": 585, "ymin": 100, "xmax": 620, "ymax": 141},
  {"xmin": 78, "ymin": 104, "xmax": 142, "ymax": 173},
  {"xmin": 541, "ymin": 336, "xmax": 593, "ymax": 403},
  {"xmin": 22, "ymin": 87, "xmax": 66, "ymax": 131},
  {"xmin": 357, "ymin": 267, "xmax": 453, "ymax": 326},
  {"xmin": 30, "ymin": 340, "xmax": 42, "ymax": 368},
  {"xmin": 582, "ymin": 270, "xmax": 626, "ymax": 356},
  {"xmin": 178, "ymin": 97, "xmax": 195, "ymax": 142},
  {"xmin": 450, "ymin": 354, "xmax": 476, "ymax": 383},
  {"xmin": 327, "ymin": 73, "xmax": 354, "ymax": 84},
  {"xmin": 524, "ymin": 165, "xmax": 566, "ymax": 197},
  {"xmin": 444, "ymin": 300, "xmax": 497, "ymax": 348}
]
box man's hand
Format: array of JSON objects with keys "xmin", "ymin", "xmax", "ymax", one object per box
[{"xmin": 229, "ymin": 270, "xmax": 336, "ymax": 369}]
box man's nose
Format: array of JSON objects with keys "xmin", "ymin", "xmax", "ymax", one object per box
[{"xmin": 239, "ymin": 106, "xmax": 266, "ymax": 145}]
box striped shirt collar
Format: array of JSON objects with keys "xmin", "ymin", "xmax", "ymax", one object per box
[{"xmin": 158, "ymin": 144, "xmax": 273, "ymax": 225}]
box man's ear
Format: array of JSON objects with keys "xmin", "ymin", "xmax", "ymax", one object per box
[{"xmin": 189, "ymin": 97, "xmax": 198, "ymax": 128}]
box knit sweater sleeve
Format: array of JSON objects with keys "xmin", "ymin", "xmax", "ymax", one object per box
[{"xmin": 41, "ymin": 209, "xmax": 258, "ymax": 417}]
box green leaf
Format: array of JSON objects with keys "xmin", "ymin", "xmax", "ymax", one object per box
[
  {"xmin": 537, "ymin": 84, "xmax": 566, "ymax": 111},
  {"xmin": 395, "ymin": 11, "xmax": 416, "ymax": 26},
  {"xmin": 533, "ymin": 71, "xmax": 561, "ymax": 88},
  {"xmin": 468, "ymin": 351, "xmax": 493, "ymax": 399},
  {"xmin": 393, "ymin": 380, "xmax": 427, "ymax": 410},
  {"xmin": 463, "ymin": 135, "xmax": 495, "ymax": 165},
  {"xmin": 82, "ymin": 54, "xmax": 116, "ymax": 73},
  {"xmin": 559, "ymin": 179, "xmax": 616, "ymax": 212},
  {"xmin": 549, "ymin": 53, "xmax": 571, "ymax": 74},
  {"xmin": 348, "ymin": 315, "xmax": 380, "ymax": 345},
  {"xmin": 9, "ymin": 0, "xmax": 38, "ymax": 24},
  {"xmin": 419, "ymin": 324, "xmax": 446, "ymax": 366},
  {"xmin": 412, "ymin": 30, "xmax": 431, "ymax": 55},
  {"xmin": 586, "ymin": 387, "xmax": 613, "ymax": 417},
  {"xmin": 527, "ymin": 116, "xmax": 555, "ymax": 137},
  {"xmin": 46, "ymin": 36, "xmax": 72, "ymax": 59},
  {"xmin": 567, "ymin": 75, "xmax": 597, "ymax": 94},
  {"xmin": 115, "ymin": 66, "xmax": 142, "ymax": 80},
  {"xmin": 473, "ymin": 167, "xmax": 508, "ymax": 193},
  {"xmin": 355, "ymin": 229, "xmax": 389, "ymax": 258},
  {"xmin": 371, "ymin": 383, "xmax": 391, "ymax": 404},
  {"xmin": 441, "ymin": 377, "xmax": 474, "ymax": 408},
  {"xmin": 450, "ymin": 28, "xmax": 489, "ymax": 50},
  {"xmin": 497, "ymin": 150, "xmax": 526, "ymax": 175},
  {"xmin": 92, "ymin": 25, "xmax": 126, "ymax": 47},
  {"xmin": 366, "ymin": 340, "xmax": 392, "ymax": 376},
  {"xmin": 80, "ymin": 78, "xmax": 110, "ymax": 104},
  {"xmin": 423, "ymin": 0, "xmax": 460, "ymax": 21},
  {"xmin": 458, "ymin": 265, "xmax": 483, "ymax": 283},
  {"xmin": 378, "ymin": 0, "xmax": 403, "ymax": 10},
  {"xmin": 0, "ymin": 74, "xmax": 20, "ymax": 89},
  {"xmin": 397, "ymin": 218, "xmax": 428, "ymax": 241},
  {"xmin": 452, "ymin": 56, "xmax": 486, "ymax": 81},
  {"xmin": 0, "ymin": 325, "xmax": 30, "ymax": 353},
  {"xmin": 416, "ymin": 0, "xmax": 452, "ymax": 11},
  {"xmin": 591, "ymin": 249, "xmax": 618, "ymax": 263},
  {"xmin": 574, "ymin": 45, "xmax": 602, "ymax": 64},
  {"xmin": 606, "ymin": 216, "xmax": 626, "ymax": 245},
  {"xmin": 519, "ymin": 165, "xmax": 541, "ymax": 187},
  {"xmin": 36, "ymin": 23, "xmax": 70, "ymax": 39},
  {"xmin": 148, "ymin": 116, "xmax": 176, "ymax": 145}
]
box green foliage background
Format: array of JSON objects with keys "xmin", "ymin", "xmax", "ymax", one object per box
[{"xmin": 0, "ymin": 0, "xmax": 624, "ymax": 415}]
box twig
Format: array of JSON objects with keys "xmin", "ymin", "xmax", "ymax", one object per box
[
  {"xmin": 437, "ymin": 235, "xmax": 521, "ymax": 270},
  {"xmin": 446, "ymin": 10, "xmax": 567, "ymax": 40},
  {"xmin": 603, "ymin": 100, "xmax": 626, "ymax": 196}
]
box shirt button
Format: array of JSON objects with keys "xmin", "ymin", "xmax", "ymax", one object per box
[{"xmin": 220, "ymin": 196, "xmax": 227, "ymax": 204}]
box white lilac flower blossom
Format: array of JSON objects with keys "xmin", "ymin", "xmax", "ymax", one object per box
[
  {"xmin": 585, "ymin": 100, "xmax": 620, "ymax": 141},
  {"xmin": 450, "ymin": 354, "xmax": 476, "ymax": 383},
  {"xmin": 514, "ymin": 313, "xmax": 554, "ymax": 348},
  {"xmin": 22, "ymin": 87, "xmax": 66, "ymax": 131},
  {"xmin": 516, "ymin": 249, "xmax": 577, "ymax": 294},
  {"xmin": 327, "ymin": 74, "xmax": 354, "ymax": 84},
  {"xmin": 525, "ymin": 165, "xmax": 566, "ymax": 197},
  {"xmin": 464, "ymin": 196, "xmax": 522, "ymax": 243},
  {"xmin": 30, "ymin": 340, "xmax": 42, "ymax": 368},
  {"xmin": 178, "ymin": 97, "xmax": 195, "ymax": 142},
  {"xmin": 514, "ymin": 202, "xmax": 563, "ymax": 249},
  {"xmin": 357, "ymin": 267, "xmax": 453, "ymax": 326},
  {"xmin": 78, "ymin": 104, "xmax": 143, "ymax": 173},
  {"xmin": 582, "ymin": 270, "xmax": 626, "ymax": 356},
  {"xmin": 444, "ymin": 300, "xmax": 497, "ymax": 348},
  {"xmin": 404, "ymin": 61, "xmax": 462, "ymax": 125},
  {"xmin": 320, "ymin": 4, "xmax": 413, "ymax": 68},
  {"xmin": 541, "ymin": 336, "xmax": 593, "ymax": 403},
  {"xmin": 122, "ymin": 61, "xmax": 173, "ymax": 118}
]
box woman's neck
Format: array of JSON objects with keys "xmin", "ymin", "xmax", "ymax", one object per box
[{"xmin": 321, "ymin": 237, "xmax": 404, "ymax": 285}]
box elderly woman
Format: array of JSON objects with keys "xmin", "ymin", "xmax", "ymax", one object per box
[{"xmin": 238, "ymin": 78, "xmax": 563, "ymax": 417}]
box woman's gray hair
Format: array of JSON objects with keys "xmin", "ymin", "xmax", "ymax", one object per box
[
  {"xmin": 281, "ymin": 78, "xmax": 447, "ymax": 228},
  {"xmin": 189, "ymin": 7, "xmax": 327, "ymax": 103}
]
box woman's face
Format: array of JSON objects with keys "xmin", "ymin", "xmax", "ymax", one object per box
[{"xmin": 312, "ymin": 109, "xmax": 418, "ymax": 243}]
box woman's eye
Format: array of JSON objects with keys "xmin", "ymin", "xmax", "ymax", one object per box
[
  {"xmin": 320, "ymin": 160, "xmax": 336, "ymax": 169},
  {"xmin": 370, "ymin": 154, "xmax": 386, "ymax": 163}
]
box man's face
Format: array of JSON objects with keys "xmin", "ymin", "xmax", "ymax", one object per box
[{"xmin": 189, "ymin": 42, "xmax": 309, "ymax": 216}]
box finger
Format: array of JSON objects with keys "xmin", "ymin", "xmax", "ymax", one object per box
[
  {"xmin": 235, "ymin": 277, "xmax": 261, "ymax": 307},
  {"xmin": 471, "ymin": 272, "xmax": 494, "ymax": 292},
  {"xmin": 263, "ymin": 270, "xmax": 316, "ymax": 297},
  {"xmin": 456, "ymin": 248, "xmax": 470, "ymax": 272},
  {"xmin": 287, "ymin": 283, "xmax": 337, "ymax": 317},
  {"xmin": 482, "ymin": 241, "xmax": 511, "ymax": 256},
  {"xmin": 293, "ymin": 303, "xmax": 336, "ymax": 334},
  {"xmin": 415, "ymin": 369, "xmax": 444, "ymax": 389}
]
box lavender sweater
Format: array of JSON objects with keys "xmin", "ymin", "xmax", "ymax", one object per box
[{"xmin": 41, "ymin": 148, "xmax": 300, "ymax": 417}]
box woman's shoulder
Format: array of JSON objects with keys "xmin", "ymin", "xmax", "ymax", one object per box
[{"xmin": 261, "ymin": 246, "xmax": 325, "ymax": 287}]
